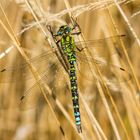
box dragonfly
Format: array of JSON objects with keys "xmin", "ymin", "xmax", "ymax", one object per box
[{"xmin": 0, "ymin": 19, "xmax": 131, "ymax": 133}]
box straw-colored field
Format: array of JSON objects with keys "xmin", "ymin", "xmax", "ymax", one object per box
[{"xmin": 0, "ymin": 0, "xmax": 140, "ymax": 140}]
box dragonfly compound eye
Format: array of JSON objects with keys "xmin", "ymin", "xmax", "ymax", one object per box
[
  {"xmin": 65, "ymin": 27, "xmax": 71, "ymax": 33},
  {"xmin": 57, "ymin": 31, "xmax": 63, "ymax": 35}
]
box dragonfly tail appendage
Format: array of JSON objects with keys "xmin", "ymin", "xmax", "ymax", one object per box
[{"xmin": 69, "ymin": 63, "xmax": 82, "ymax": 133}]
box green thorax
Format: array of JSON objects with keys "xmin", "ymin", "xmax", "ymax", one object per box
[{"xmin": 60, "ymin": 35, "xmax": 76, "ymax": 55}]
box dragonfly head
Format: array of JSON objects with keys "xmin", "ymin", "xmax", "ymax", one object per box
[{"xmin": 57, "ymin": 25, "xmax": 72, "ymax": 36}]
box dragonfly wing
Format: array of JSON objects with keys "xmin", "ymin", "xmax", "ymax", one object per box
[
  {"xmin": 0, "ymin": 46, "xmax": 70, "ymax": 110},
  {"xmin": 1, "ymin": 59, "xmax": 68, "ymax": 110},
  {"xmin": 76, "ymin": 51, "xmax": 131, "ymax": 91},
  {"xmin": 0, "ymin": 48, "xmax": 61, "ymax": 83},
  {"xmin": 75, "ymin": 35, "xmax": 126, "ymax": 56},
  {"xmin": 20, "ymin": 61, "xmax": 69, "ymax": 110}
]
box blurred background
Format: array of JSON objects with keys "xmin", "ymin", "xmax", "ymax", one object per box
[{"xmin": 0, "ymin": 0, "xmax": 140, "ymax": 140}]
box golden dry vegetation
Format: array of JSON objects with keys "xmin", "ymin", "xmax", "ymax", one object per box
[{"xmin": 0, "ymin": 0, "xmax": 140, "ymax": 140}]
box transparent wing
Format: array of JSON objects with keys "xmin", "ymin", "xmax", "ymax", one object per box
[
  {"xmin": 19, "ymin": 61, "xmax": 69, "ymax": 110},
  {"xmin": 75, "ymin": 35, "xmax": 125, "ymax": 54},
  {"xmin": 0, "ymin": 54, "xmax": 68, "ymax": 110},
  {"xmin": 76, "ymin": 49, "xmax": 131, "ymax": 91},
  {"xmin": 0, "ymin": 48, "xmax": 67, "ymax": 83},
  {"xmin": 0, "ymin": 47, "xmax": 69, "ymax": 110}
]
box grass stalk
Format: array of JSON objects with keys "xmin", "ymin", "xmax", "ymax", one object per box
[{"xmin": 114, "ymin": 0, "xmax": 140, "ymax": 47}]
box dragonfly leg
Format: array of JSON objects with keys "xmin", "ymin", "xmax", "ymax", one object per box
[
  {"xmin": 71, "ymin": 17, "xmax": 81, "ymax": 35},
  {"xmin": 47, "ymin": 25, "xmax": 61, "ymax": 44}
]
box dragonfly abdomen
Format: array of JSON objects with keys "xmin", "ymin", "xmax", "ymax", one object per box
[{"xmin": 69, "ymin": 62, "xmax": 82, "ymax": 133}]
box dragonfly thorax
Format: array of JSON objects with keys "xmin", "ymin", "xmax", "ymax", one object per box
[{"xmin": 61, "ymin": 35, "xmax": 76, "ymax": 55}]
